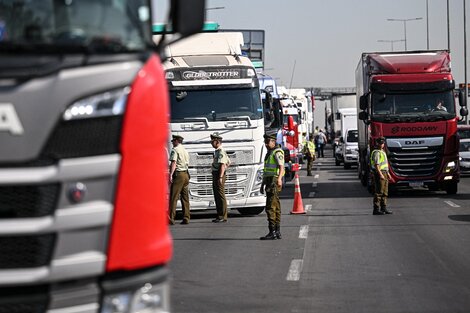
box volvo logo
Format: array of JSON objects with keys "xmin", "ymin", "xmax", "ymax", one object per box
[{"xmin": 0, "ymin": 103, "xmax": 24, "ymax": 135}]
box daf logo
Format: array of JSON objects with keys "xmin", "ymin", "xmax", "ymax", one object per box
[
  {"xmin": 0, "ymin": 103, "xmax": 24, "ymax": 135},
  {"xmin": 405, "ymin": 140, "xmax": 424, "ymax": 145}
]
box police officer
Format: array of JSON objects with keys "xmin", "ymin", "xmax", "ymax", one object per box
[
  {"xmin": 370, "ymin": 136, "xmax": 393, "ymax": 215},
  {"xmin": 169, "ymin": 134, "xmax": 190, "ymax": 224},
  {"xmin": 211, "ymin": 132, "xmax": 230, "ymax": 223},
  {"xmin": 302, "ymin": 134, "xmax": 316, "ymax": 176},
  {"xmin": 260, "ymin": 131, "xmax": 285, "ymax": 240}
]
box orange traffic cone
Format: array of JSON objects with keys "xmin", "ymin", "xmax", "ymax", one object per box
[{"xmin": 290, "ymin": 173, "xmax": 306, "ymax": 214}]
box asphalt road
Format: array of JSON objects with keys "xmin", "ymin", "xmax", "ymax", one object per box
[{"xmin": 169, "ymin": 152, "xmax": 470, "ymax": 313}]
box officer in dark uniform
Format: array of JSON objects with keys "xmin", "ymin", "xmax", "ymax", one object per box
[
  {"xmin": 169, "ymin": 134, "xmax": 190, "ymax": 224},
  {"xmin": 370, "ymin": 136, "xmax": 393, "ymax": 215},
  {"xmin": 260, "ymin": 131, "xmax": 285, "ymax": 240},
  {"xmin": 210, "ymin": 132, "xmax": 230, "ymax": 223}
]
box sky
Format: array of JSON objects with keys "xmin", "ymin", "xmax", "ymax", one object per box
[{"xmin": 154, "ymin": 0, "xmax": 469, "ymax": 89}]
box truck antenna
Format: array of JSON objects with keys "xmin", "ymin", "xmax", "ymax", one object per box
[{"xmin": 288, "ymin": 60, "xmax": 297, "ymax": 93}]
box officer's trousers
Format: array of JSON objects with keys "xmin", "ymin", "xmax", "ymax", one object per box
[
  {"xmin": 265, "ymin": 177, "xmax": 282, "ymax": 226},
  {"xmin": 212, "ymin": 173, "xmax": 227, "ymax": 220},
  {"xmin": 373, "ymin": 171, "xmax": 388, "ymax": 209},
  {"xmin": 169, "ymin": 171, "xmax": 190, "ymax": 222}
]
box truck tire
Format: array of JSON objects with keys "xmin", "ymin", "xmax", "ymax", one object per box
[
  {"xmin": 344, "ymin": 163, "xmax": 351, "ymax": 169},
  {"xmin": 445, "ymin": 182, "xmax": 458, "ymax": 195},
  {"xmin": 238, "ymin": 207, "xmax": 264, "ymax": 216}
]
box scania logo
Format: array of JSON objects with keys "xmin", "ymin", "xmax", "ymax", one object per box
[
  {"xmin": 0, "ymin": 103, "xmax": 24, "ymax": 135},
  {"xmin": 405, "ymin": 140, "xmax": 425, "ymax": 145},
  {"xmin": 391, "ymin": 126, "xmax": 400, "ymax": 134}
]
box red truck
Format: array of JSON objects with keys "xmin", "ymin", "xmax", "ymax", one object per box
[
  {"xmin": 356, "ymin": 50, "xmax": 468, "ymax": 194},
  {"xmin": 0, "ymin": 1, "xmax": 203, "ymax": 312}
]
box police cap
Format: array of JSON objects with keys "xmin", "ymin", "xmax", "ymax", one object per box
[
  {"xmin": 263, "ymin": 131, "xmax": 277, "ymax": 141},
  {"xmin": 172, "ymin": 134, "xmax": 184, "ymax": 141},
  {"xmin": 376, "ymin": 136, "xmax": 386, "ymax": 144},
  {"xmin": 210, "ymin": 132, "xmax": 223, "ymax": 140}
]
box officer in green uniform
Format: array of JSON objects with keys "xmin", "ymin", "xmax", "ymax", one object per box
[
  {"xmin": 210, "ymin": 132, "xmax": 230, "ymax": 223},
  {"xmin": 260, "ymin": 132, "xmax": 285, "ymax": 240},
  {"xmin": 169, "ymin": 134, "xmax": 191, "ymax": 224},
  {"xmin": 370, "ymin": 136, "xmax": 393, "ymax": 215},
  {"xmin": 302, "ymin": 135, "xmax": 316, "ymax": 176}
]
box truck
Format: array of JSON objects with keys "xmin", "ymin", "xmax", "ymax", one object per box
[
  {"xmin": 334, "ymin": 108, "xmax": 358, "ymax": 168},
  {"xmin": 0, "ymin": 1, "xmax": 204, "ymax": 312},
  {"xmin": 356, "ymin": 50, "xmax": 468, "ymax": 194},
  {"xmin": 162, "ymin": 32, "xmax": 267, "ymax": 216}
]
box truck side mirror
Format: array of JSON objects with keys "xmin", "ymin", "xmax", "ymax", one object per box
[
  {"xmin": 359, "ymin": 95, "xmax": 368, "ymax": 111},
  {"xmin": 460, "ymin": 106, "xmax": 469, "ymax": 117},
  {"xmin": 171, "ymin": 0, "xmax": 205, "ymax": 37},
  {"xmin": 459, "ymin": 89, "xmax": 467, "ymax": 108},
  {"xmin": 358, "ymin": 111, "xmax": 368, "ymax": 121}
]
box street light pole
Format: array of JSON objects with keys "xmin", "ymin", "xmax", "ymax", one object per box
[
  {"xmin": 377, "ymin": 39, "xmax": 406, "ymax": 51},
  {"xmin": 426, "ymin": 0, "xmax": 429, "ymax": 49},
  {"xmin": 387, "ymin": 17, "xmax": 423, "ymax": 51}
]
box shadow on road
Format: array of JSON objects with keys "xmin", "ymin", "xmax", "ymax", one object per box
[{"xmin": 448, "ymin": 215, "xmax": 470, "ymax": 223}]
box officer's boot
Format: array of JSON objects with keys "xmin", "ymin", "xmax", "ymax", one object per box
[
  {"xmin": 260, "ymin": 224, "xmax": 277, "ymax": 240},
  {"xmin": 275, "ymin": 224, "xmax": 282, "ymax": 239}
]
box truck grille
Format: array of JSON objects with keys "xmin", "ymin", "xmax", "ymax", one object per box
[
  {"xmin": 190, "ymin": 186, "xmax": 245, "ymax": 197},
  {"xmin": 0, "ymin": 116, "xmax": 122, "ymax": 167},
  {"xmin": 189, "ymin": 150, "xmax": 254, "ymax": 166},
  {"xmin": 0, "ymin": 184, "xmax": 60, "ymax": 219},
  {"xmin": 0, "ymin": 234, "xmax": 56, "ymax": 269},
  {"xmin": 190, "ymin": 168, "xmax": 251, "ymax": 199},
  {"xmin": 41, "ymin": 116, "xmax": 122, "ymax": 160},
  {"xmin": 387, "ymin": 146, "xmax": 443, "ymax": 177},
  {"xmin": 0, "ymin": 286, "xmax": 49, "ymax": 313}
]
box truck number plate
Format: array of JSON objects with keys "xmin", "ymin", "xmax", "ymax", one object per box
[{"xmin": 409, "ymin": 181, "xmax": 424, "ymax": 188}]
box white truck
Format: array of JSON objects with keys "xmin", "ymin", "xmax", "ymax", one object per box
[
  {"xmin": 163, "ymin": 32, "xmax": 266, "ymax": 215},
  {"xmin": 334, "ymin": 108, "xmax": 358, "ymax": 168}
]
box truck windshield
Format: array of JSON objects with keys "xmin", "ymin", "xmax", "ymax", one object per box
[
  {"xmin": 0, "ymin": 0, "xmax": 151, "ymax": 53},
  {"xmin": 371, "ymin": 91, "xmax": 455, "ymax": 121},
  {"xmin": 346, "ymin": 130, "xmax": 358, "ymax": 142},
  {"xmin": 170, "ymin": 88, "xmax": 263, "ymax": 122}
]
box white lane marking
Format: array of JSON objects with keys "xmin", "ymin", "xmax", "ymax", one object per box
[
  {"xmin": 286, "ymin": 259, "xmax": 303, "ymax": 281},
  {"xmin": 305, "ymin": 204, "xmax": 312, "ymax": 212},
  {"xmin": 444, "ymin": 200, "xmax": 460, "ymax": 208},
  {"xmin": 308, "ymin": 192, "xmax": 316, "ymax": 198},
  {"xmin": 314, "ymin": 174, "xmax": 319, "ymax": 179},
  {"xmin": 311, "ymin": 182, "xmax": 317, "ymax": 188},
  {"xmin": 299, "ymin": 225, "xmax": 309, "ymax": 239}
]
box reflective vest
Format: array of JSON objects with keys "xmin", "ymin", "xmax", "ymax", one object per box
[
  {"xmin": 264, "ymin": 147, "xmax": 284, "ymax": 177},
  {"xmin": 306, "ymin": 141, "xmax": 315, "ymax": 153},
  {"xmin": 370, "ymin": 149, "xmax": 388, "ymax": 172}
]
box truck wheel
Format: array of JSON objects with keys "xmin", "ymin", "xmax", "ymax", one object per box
[
  {"xmin": 344, "ymin": 163, "xmax": 351, "ymax": 169},
  {"xmin": 445, "ymin": 182, "xmax": 458, "ymax": 195},
  {"xmin": 238, "ymin": 207, "xmax": 264, "ymax": 216}
]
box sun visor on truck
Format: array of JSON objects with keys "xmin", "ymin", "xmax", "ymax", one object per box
[{"xmin": 370, "ymin": 80, "xmax": 455, "ymax": 93}]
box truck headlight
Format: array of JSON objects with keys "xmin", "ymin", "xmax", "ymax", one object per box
[
  {"xmin": 445, "ymin": 161, "xmax": 456, "ymax": 173},
  {"xmin": 250, "ymin": 168, "xmax": 264, "ymax": 197},
  {"xmin": 101, "ymin": 282, "xmax": 169, "ymax": 313},
  {"xmin": 63, "ymin": 87, "xmax": 130, "ymax": 120}
]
